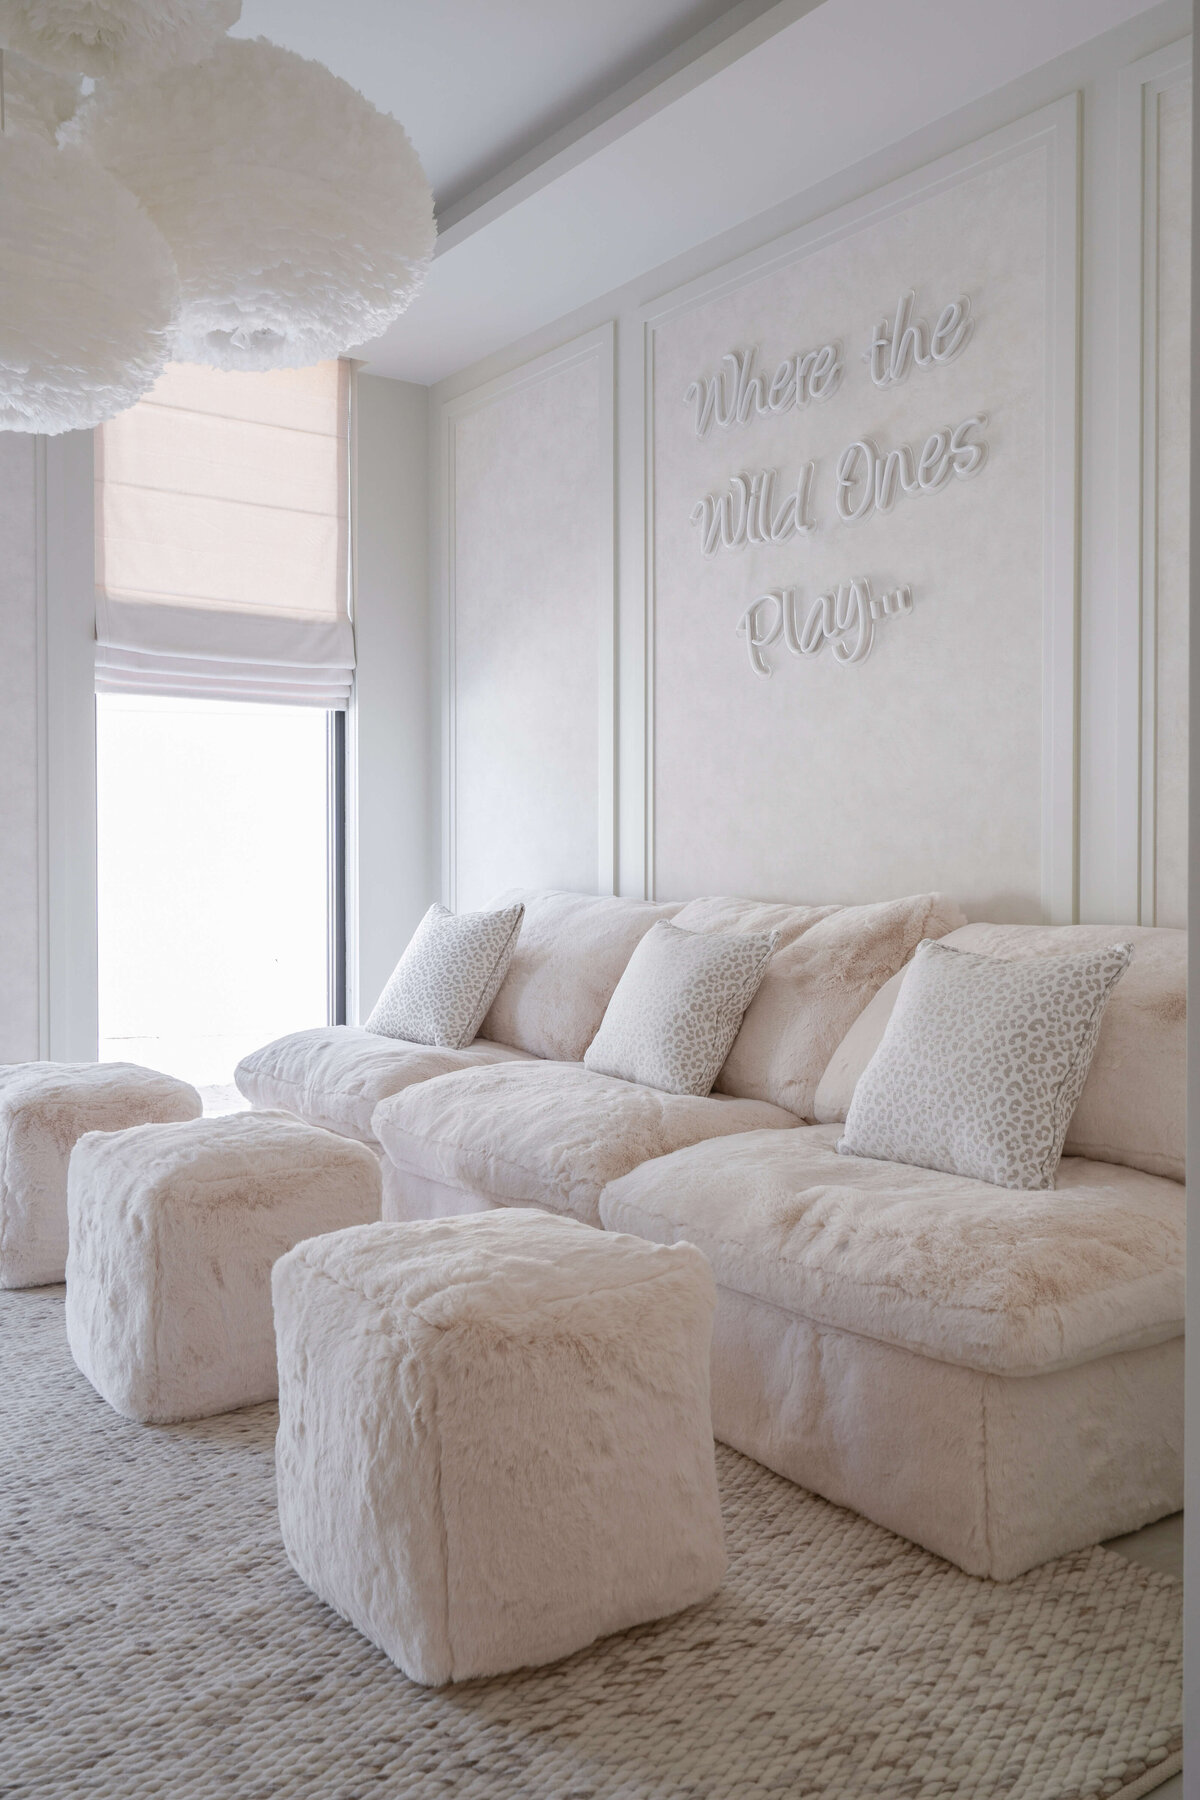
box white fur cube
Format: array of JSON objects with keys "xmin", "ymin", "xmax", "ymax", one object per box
[
  {"xmin": 273, "ymin": 1210, "xmax": 726, "ymax": 1685},
  {"xmin": 0, "ymin": 1061, "xmax": 202, "ymax": 1288},
  {"xmin": 66, "ymin": 1112, "xmax": 381, "ymax": 1423}
]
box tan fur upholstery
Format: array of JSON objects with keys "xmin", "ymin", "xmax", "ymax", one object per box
[
  {"xmin": 273, "ymin": 1211, "xmax": 726, "ymax": 1684},
  {"xmin": 382, "ymin": 1162, "xmax": 503, "ymax": 1222},
  {"xmin": 599, "ymin": 1124, "xmax": 1184, "ymax": 1376},
  {"xmin": 672, "ymin": 893, "xmax": 966, "ymax": 1116},
  {"xmin": 372, "ymin": 1060, "xmax": 798, "ymax": 1227},
  {"xmin": 704, "ymin": 1287, "xmax": 1182, "ymax": 1579},
  {"xmin": 0, "ymin": 1061, "xmax": 201, "ymax": 1288},
  {"xmin": 813, "ymin": 923, "xmax": 1186, "ymax": 1181},
  {"xmin": 234, "ymin": 1026, "xmax": 534, "ymax": 1145},
  {"xmin": 479, "ymin": 889, "xmax": 683, "ymax": 1060},
  {"xmin": 600, "ymin": 1123, "xmax": 1185, "ymax": 1576},
  {"xmin": 65, "ymin": 1112, "xmax": 381, "ymax": 1422},
  {"xmin": 235, "ymin": 890, "xmax": 963, "ymax": 1144}
]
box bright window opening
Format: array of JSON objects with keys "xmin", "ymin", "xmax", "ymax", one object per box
[{"xmin": 97, "ymin": 693, "xmax": 336, "ymax": 1113}]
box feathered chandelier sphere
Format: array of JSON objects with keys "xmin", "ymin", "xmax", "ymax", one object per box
[
  {"xmin": 77, "ymin": 37, "xmax": 437, "ymax": 371},
  {"xmin": 2, "ymin": 46, "xmax": 79, "ymax": 136},
  {"xmin": 0, "ymin": 0, "xmax": 240, "ymax": 81},
  {"xmin": 0, "ymin": 132, "xmax": 178, "ymax": 431},
  {"xmin": 0, "ymin": 6, "xmax": 435, "ymax": 430}
]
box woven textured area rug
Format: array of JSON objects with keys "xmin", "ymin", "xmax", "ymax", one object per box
[{"xmin": 1, "ymin": 1288, "xmax": 1182, "ymax": 1800}]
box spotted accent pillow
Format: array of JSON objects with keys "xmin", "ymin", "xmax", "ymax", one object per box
[
  {"xmin": 584, "ymin": 921, "xmax": 778, "ymax": 1097},
  {"xmin": 838, "ymin": 938, "xmax": 1132, "ymax": 1190},
  {"xmin": 366, "ymin": 903, "xmax": 525, "ymax": 1050}
]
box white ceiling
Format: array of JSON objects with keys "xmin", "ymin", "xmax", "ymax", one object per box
[
  {"xmin": 232, "ymin": 0, "xmax": 783, "ymax": 213},
  {"xmin": 234, "ymin": 0, "xmax": 1169, "ymax": 385}
]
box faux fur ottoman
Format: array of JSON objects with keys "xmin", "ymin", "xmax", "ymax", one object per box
[
  {"xmin": 65, "ymin": 1111, "xmax": 381, "ymax": 1423},
  {"xmin": 0, "ymin": 1061, "xmax": 202, "ymax": 1288},
  {"xmin": 272, "ymin": 1209, "xmax": 727, "ymax": 1685}
]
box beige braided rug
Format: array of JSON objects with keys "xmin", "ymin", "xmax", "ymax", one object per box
[{"xmin": 0, "ymin": 1288, "xmax": 1181, "ymax": 1800}]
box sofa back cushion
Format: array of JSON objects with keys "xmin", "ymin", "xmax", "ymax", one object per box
[
  {"xmin": 670, "ymin": 892, "xmax": 966, "ymax": 1118},
  {"xmin": 479, "ymin": 890, "xmax": 683, "ymax": 1061},
  {"xmin": 814, "ymin": 922, "xmax": 1186, "ymax": 1182}
]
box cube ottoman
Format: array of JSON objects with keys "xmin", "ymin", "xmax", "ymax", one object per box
[
  {"xmin": 272, "ymin": 1209, "xmax": 726, "ymax": 1684},
  {"xmin": 0, "ymin": 1061, "xmax": 202, "ymax": 1288},
  {"xmin": 65, "ymin": 1110, "xmax": 381, "ymax": 1423}
]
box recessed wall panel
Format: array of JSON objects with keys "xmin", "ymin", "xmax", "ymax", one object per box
[
  {"xmin": 0, "ymin": 436, "xmax": 42, "ymax": 1059},
  {"xmin": 450, "ymin": 345, "xmax": 607, "ymax": 910},
  {"xmin": 647, "ymin": 136, "xmax": 1067, "ymax": 920}
]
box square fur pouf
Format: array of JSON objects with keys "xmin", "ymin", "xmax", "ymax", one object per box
[
  {"xmin": 0, "ymin": 1061, "xmax": 202, "ymax": 1289},
  {"xmin": 65, "ymin": 1112, "xmax": 381, "ymax": 1423},
  {"xmin": 272, "ymin": 1210, "xmax": 727, "ymax": 1685}
]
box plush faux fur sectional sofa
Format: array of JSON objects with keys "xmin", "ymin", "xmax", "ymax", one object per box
[{"xmin": 236, "ymin": 889, "xmax": 1186, "ymax": 1581}]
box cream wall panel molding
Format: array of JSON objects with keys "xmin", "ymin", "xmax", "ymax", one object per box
[
  {"xmin": 1117, "ymin": 42, "xmax": 1191, "ymax": 929},
  {"xmin": 438, "ymin": 324, "xmax": 615, "ymax": 911},
  {"xmin": 639, "ymin": 98, "xmax": 1081, "ymax": 922}
]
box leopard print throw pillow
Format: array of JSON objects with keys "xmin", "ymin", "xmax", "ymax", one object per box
[
  {"xmin": 366, "ymin": 902, "xmax": 525, "ymax": 1050},
  {"xmin": 584, "ymin": 920, "xmax": 778, "ymax": 1097},
  {"xmin": 838, "ymin": 938, "xmax": 1132, "ymax": 1190}
]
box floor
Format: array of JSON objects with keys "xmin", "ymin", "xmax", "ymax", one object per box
[
  {"xmin": 50, "ymin": 1090, "xmax": 1186, "ymax": 1793},
  {"xmin": 5, "ymin": 1283, "xmax": 1183, "ymax": 1800},
  {"xmin": 1105, "ymin": 1512, "xmax": 1184, "ymax": 1800}
]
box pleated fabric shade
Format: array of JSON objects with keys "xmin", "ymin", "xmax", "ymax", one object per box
[{"xmin": 94, "ymin": 358, "xmax": 353, "ymax": 706}]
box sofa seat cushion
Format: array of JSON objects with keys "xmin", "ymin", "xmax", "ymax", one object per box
[
  {"xmin": 599, "ymin": 1124, "xmax": 1184, "ymax": 1377},
  {"xmin": 235, "ymin": 1027, "xmax": 534, "ymax": 1146},
  {"xmin": 372, "ymin": 1061, "xmax": 799, "ymax": 1228}
]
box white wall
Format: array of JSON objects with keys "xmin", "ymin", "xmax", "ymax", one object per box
[
  {"xmin": 350, "ymin": 372, "xmax": 434, "ymax": 1020},
  {"xmin": 429, "ymin": 9, "xmax": 1190, "ymax": 930},
  {"xmin": 1147, "ymin": 67, "xmax": 1191, "ymax": 928},
  {"xmin": 43, "ymin": 431, "xmax": 99, "ymax": 1061},
  {"xmin": 0, "ymin": 431, "xmax": 97, "ymax": 1063},
  {"xmin": 645, "ymin": 117, "xmax": 1072, "ymax": 921},
  {"xmin": 435, "ymin": 329, "xmax": 614, "ymax": 909},
  {"xmin": 1184, "ymin": 17, "xmax": 1199, "ymax": 1780},
  {"xmin": 0, "ymin": 438, "xmax": 44, "ymax": 1061}
]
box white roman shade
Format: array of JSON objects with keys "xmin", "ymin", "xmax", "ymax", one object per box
[{"xmin": 94, "ymin": 360, "xmax": 353, "ymax": 707}]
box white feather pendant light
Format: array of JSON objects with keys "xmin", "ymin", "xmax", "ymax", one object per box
[
  {"xmin": 0, "ymin": 131, "xmax": 179, "ymax": 432},
  {"xmin": 0, "ymin": 0, "xmax": 240, "ymax": 80},
  {"xmin": 1, "ymin": 47, "xmax": 80, "ymax": 137},
  {"xmin": 75, "ymin": 36, "xmax": 437, "ymax": 370}
]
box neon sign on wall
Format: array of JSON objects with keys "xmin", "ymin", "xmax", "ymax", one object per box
[{"xmin": 682, "ymin": 290, "xmax": 989, "ymax": 675}]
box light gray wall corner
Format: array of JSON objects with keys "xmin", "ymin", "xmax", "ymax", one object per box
[
  {"xmin": 348, "ymin": 372, "xmax": 433, "ymax": 1023},
  {"xmin": 435, "ymin": 327, "xmax": 613, "ymax": 913},
  {"xmin": 0, "ymin": 436, "xmax": 44, "ymax": 1060},
  {"xmin": 427, "ymin": 354, "xmax": 451, "ymax": 909},
  {"xmin": 44, "ymin": 430, "xmax": 98, "ymax": 1062},
  {"xmin": 1184, "ymin": 18, "xmax": 1199, "ymax": 1799}
]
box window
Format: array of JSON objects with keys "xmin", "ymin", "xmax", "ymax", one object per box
[
  {"xmin": 94, "ymin": 359, "xmax": 352, "ymax": 705},
  {"xmin": 97, "ymin": 695, "xmax": 342, "ymax": 1110},
  {"xmin": 93, "ymin": 361, "xmax": 352, "ymax": 1109}
]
